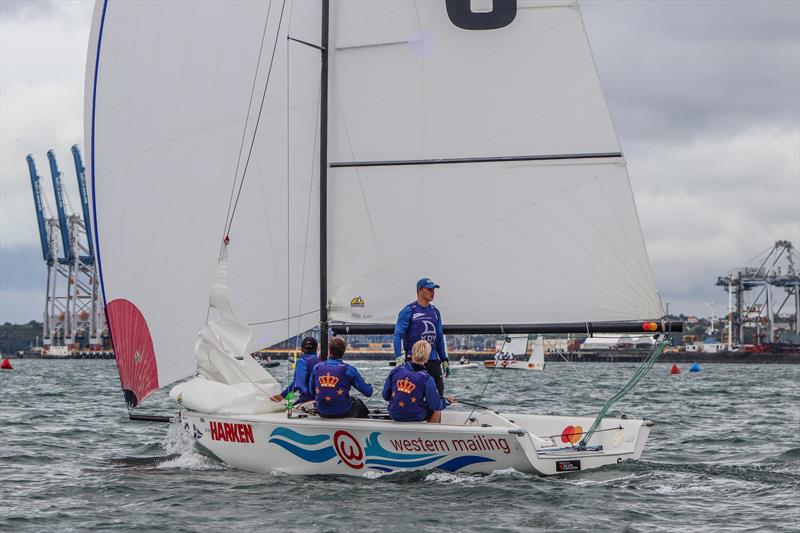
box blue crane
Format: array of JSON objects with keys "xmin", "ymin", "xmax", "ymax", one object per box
[
  {"xmin": 26, "ymin": 155, "xmax": 53, "ymax": 265},
  {"xmin": 70, "ymin": 145, "xmax": 95, "ymax": 263},
  {"xmin": 47, "ymin": 150, "xmax": 72, "ymax": 263}
]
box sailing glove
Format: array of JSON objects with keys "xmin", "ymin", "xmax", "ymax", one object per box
[
  {"xmin": 394, "ymin": 355, "xmax": 405, "ymax": 367},
  {"xmin": 442, "ymin": 360, "xmax": 451, "ymax": 378}
]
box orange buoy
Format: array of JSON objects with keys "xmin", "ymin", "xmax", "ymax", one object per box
[
  {"xmin": 670, "ymin": 363, "xmax": 680, "ymax": 374},
  {"xmin": 1, "ymin": 357, "xmax": 12, "ymax": 370}
]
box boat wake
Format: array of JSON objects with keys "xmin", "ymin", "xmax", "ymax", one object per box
[{"xmin": 156, "ymin": 420, "xmax": 225, "ymax": 471}]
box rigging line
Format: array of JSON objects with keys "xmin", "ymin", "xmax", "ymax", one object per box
[
  {"xmin": 556, "ymin": 349, "xmax": 602, "ymax": 397},
  {"xmin": 286, "ymin": 18, "xmax": 291, "ymax": 354},
  {"xmin": 295, "ymin": 86, "xmax": 322, "ymax": 335},
  {"xmin": 464, "ymin": 364, "xmax": 497, "ymax": 425},
  {"xmin": 336, "ymin": 85, "xmax": 380, "ymax": 250},
  {"xmin": 225, "ymin": 0, "xmax": 288, "ymax": 237},
  {"xmin": 221, "ymin": 0, "xmax": 274, "ymax": 248},
  {"xmin": 248, "ymin": 308, "xmax": 319, "ymax": 326}
]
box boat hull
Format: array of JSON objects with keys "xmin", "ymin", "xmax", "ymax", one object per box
[
  {"xmin": 181, "ymin": 409, "xmax": 651, "ymax": 476},
  {"xmin": 483, "ymin": 360, "xmax": 542, "ymax": 370}
]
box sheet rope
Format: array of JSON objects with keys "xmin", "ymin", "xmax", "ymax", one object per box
[{"xmin": 578, "ymin": 333, "xmax": 671, "ymax": 448}]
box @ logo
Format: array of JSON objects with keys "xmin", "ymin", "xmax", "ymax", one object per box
[
  {"xmin": 350, "ymin": 296, "xmax": 365, "ymax": 308},
  {"xmin": 333, "ymin": 430, "xmax": 364, "ymax": 469}
]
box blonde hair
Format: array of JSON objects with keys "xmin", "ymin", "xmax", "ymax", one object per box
[{"xmin": 411, "ymin": 340, "xmax": 431, "ymax": 364}]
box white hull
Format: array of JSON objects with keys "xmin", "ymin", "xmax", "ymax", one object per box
[
  {"xmin": 484, "ymin": 360, "xmax": 543, "ymax": 371},
  {"xmin": 182, "ymin": 408, "xmax": 652, "ymax": 476},
  {"xmin": 451, "ymin": 363, "xmax": 479, "ymax": 370}
]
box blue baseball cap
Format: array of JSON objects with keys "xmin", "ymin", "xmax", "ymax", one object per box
[{"xmin": 416, "ymin": 278, "xmax": 440, "ymax": 290}]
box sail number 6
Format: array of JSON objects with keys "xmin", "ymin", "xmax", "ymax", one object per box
[{"xmin": 446, "ymin": 0, "xmax": 517, "ymax": 30}]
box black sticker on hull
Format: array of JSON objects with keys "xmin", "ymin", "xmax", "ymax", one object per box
[{"xmin": 556, "ymin": 460, "xmax": 581, "ymax": 472}]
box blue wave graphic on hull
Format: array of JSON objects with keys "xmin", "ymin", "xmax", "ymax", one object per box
[
  {"xmin": 365, "ymin": 456, "xmax": 444, "ymax": 469},
  {"xmin": 268, "ymin": 438, "xmax": 337, "ymax": 463},
  {"xmin": 437, "ymin": 455, "xmax": 495, "ymax": 472},
  {"xmin": 270, "ymin": 427, "xmax": 330, "ymax": 446}
]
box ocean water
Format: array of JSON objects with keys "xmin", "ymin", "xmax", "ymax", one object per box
[{"xmin": 1, "ymin": 359, "xmax": 798, "ymax": 532}]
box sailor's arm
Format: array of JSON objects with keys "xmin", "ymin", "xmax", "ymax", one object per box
[
  {"xmin": 392, "ymin": 306, "xmax": 411, "ymax": 359},
  {"xmin": 348, "ymin": 366, "xmax": 374, "ymax": 397},
  {"xmin": 381, "ymin": 368, "xmax": 396, "ymax": 401},
  {"xmin": 424, "ymin": 378, "xmax": 447, "ymax": 411},
  {"xmin": 435, "ymin": 312, "xmax": 448, "ymax": 361}
]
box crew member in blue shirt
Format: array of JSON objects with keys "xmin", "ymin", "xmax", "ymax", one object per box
[
  {"xmin": 271, "ymin": 336, "xmax": 319, "ymax": 404},
  {"xmin": 393, "ymin": 277, "xmax": 450, "ymax": 396},
  {"xmin": 383, "ymin": 340, "xmax": 454, "ymax": 423},
  {"xmin": 311, "ymin": 336, "xmax": 373, "ymax": 418}
]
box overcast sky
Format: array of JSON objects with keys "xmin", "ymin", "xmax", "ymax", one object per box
[{"xmin": 1, "ymin": 0, "xmax": 798, "ymax": 324}]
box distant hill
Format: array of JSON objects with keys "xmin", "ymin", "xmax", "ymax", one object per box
[{"xmin": 0, "ymin": 321, "xmax": 42, "ymax": 354}]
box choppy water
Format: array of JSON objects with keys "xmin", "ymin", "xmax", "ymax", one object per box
[{"xmin": 2, "ymin": 359, "xmax": 798, "ymax": 532}]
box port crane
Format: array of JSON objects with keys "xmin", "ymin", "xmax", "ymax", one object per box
[
  {"xmin": 717, "ymin": 241, "xmax": 800, "ymax": 347},
  {"xmin": 27, "ymin": 147, "xmax": 106, "ymax": 352}
]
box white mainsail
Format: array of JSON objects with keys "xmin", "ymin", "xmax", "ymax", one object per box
[{"xmin": 326, "ymin": 0, "xmax": 662, "ymax": 326}]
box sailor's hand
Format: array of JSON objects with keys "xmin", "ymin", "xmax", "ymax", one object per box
[
  {"xmin": 446, "ymin": 394, "xmax": 456, "ymax": 405},
  {"xmin": 270, "ymin": 394, "xmax": 283, "ymax": 402},
  {"xmin": 394, "ymin": 355, "xmax": 405, "ymax": 367},
  {"xmin": 442, "ymin": 360, "xmax": 451, "ymax": 378}
]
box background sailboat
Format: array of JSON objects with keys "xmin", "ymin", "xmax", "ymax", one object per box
[{"xmin": 484, "ymin": 335, "xmax": 545, "ymax": 370}]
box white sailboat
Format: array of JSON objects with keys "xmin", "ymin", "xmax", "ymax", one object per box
[
  {"xmin": 484, "ymin": 335, "xmax": 545, "ymax": 371},
  {"xmin": 86, "ymin": 0, "xmax": 680, "ymax": 476}
]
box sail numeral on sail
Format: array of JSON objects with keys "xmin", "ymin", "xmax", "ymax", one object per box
[{"xmin": 446, "ymin": 0, "xmax": 517, "ymax": 30}]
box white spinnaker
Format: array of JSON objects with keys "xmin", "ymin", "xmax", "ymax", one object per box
[
  {"xmin": 86, "ymin": 0, "xmax": 322, "ymax": 399},
  {"xmin": 326, "ymin": 0, "xmax": 662, "ymax": 325}
]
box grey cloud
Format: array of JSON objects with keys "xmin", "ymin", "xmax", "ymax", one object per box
[{"xmin": 582, "ymin": 0, "xmax": 800, "ymax": 145}]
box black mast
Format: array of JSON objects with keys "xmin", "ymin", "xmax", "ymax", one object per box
[{"xmin": 319, "ymin": 0, "xmax": 330, "ymax": 360}]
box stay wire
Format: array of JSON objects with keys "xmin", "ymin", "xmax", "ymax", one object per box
[
  {"xmin": 464, "ymin": 364, "xmax": 497, "ymax": 425},
  {"xmin": 225, "ymin": 0, "xmax": 287, "ymax": 238},
  {"xmin": 221, "ymin": 0, "xmax": 274, "ymax": 252}
]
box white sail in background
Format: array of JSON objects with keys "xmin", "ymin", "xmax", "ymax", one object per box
[
  {"xmin": 495, "ymin": 335, "xmax": 529, "ymax": 360},
  {"xmin": 86, "ymin": 0, "xmax": 322, "ymax": 404},
  {"xmin": 326, "ymin": 0, "xmax": 662, "ymax": 326}
]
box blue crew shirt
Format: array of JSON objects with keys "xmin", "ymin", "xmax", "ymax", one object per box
[
  {"xmin": 382, "ymin": 362, "xmax": 447, "ymax": 421},
  {"xmin": 280, "ymin": 352, "xmax": 319, "ymax": 403},
  {"xmin": 393, "ymin": 302, "xmax": 448, "ymax": 361},
  {"xmin": 311, "ymin": 359, "xmax": 373, "ymax": 416}
]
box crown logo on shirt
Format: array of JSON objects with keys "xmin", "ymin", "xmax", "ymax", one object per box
[
  {"xmin": 396, "ymin": 378, "xmax": 416, "ymax": 394},
  {"xmin": 319, "ymin": 372, "xmax": 339, "ymax": 388}
]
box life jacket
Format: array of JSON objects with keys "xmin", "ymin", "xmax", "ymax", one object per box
[
  {"xmin": 388, "ymin": 363, "xmax": 431, "ymax": 422},
  {"xmin": 314, "ymin": 360, "xmax": 353, "ymax": 416},
  {"xmin": 403, "ymin": 302, "xmax": 442, "ymax": 360}
]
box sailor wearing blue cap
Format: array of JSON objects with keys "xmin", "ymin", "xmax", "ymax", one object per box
[{"xmin": 392, "ymin": 277, "xmax": 450, "ymax": 396}]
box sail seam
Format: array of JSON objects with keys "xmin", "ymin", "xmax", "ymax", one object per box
[{"xmin": 330, "ymin": 152, "xmax": 623, "ymax": 168}]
